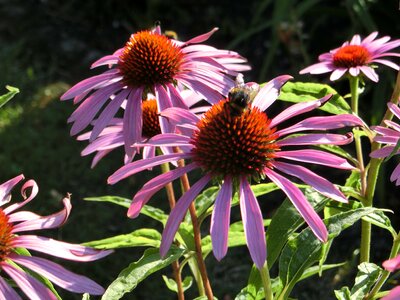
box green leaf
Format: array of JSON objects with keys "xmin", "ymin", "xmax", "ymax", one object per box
[
  {"xmin": 102, "ymin": 247, "xmax": 185, "ymax": 300},
  {"xmin": 278, "ymin": 82, "xmax": 351, "ymax": 115},
  {"xmin": 300, "ymin": 262, "xmax": 346, "ymax": 281},
  {"xmin": 350, "ymin": 263, "xmax": 382, "ymax": 300},
  {"xmin": 345, "ymin": 170, "xmax": 361, "ymax": 190},
  {"xmin": 324, "ymin": 200, "xmax": 396, "ymax": 237},
  {"xmin": 0, "ymin": 85, "xmax": 19, "ymax": 109},
  {"xmin": 162, "ymin": 275, "xmax": 193, "ymax": 293},
  {"xmin": 194, "ymin": 186, "xmax": 219, "ymax": 217},
  {"xmin": 84, "ymin": 196, "xmax": 168, "ymax": 224},
  {"xmin": 235, "ymin": 265, "xmax": 263, "ymax": 300},
  {"xmin": 335, "ymin": 287, "xmax": 351, "ymax": 300},
  {"xmin": 83, "ymin": 229, "xmax": 161, "ymax": 249},
  {"xmin": 231, "ymin": 183, "xmax": 279, "ymax": 207},
  {"xmin": 84, "ymin": 195, "xmax": 130, "ymax": 208},
  {"xmin": 266, "ymin": 188, "xmax": 329, "ymax": 268},
  {"xmin": 277, "ymin": 207, "xmax": 379, "ymax": 299}
]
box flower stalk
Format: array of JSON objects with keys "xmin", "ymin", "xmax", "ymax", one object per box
[
  {"xmin": 260, "ymin": 262, "xmax": 274, "ymax": 300},
  {"xmin": 160, "ymin": 160, "xmax": 185, "ymax": 300},
  {"xmin": 176, "ymin": 149, "xmax": 214, "ymax": 300},
  {"xmin": 360, "ymin": 70, "xmax": 400, "ymax": 263}
]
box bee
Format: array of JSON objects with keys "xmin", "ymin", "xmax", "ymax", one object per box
[{"xmin": 226, "ymin": 74, "xmax": 260, "ymax": 117}]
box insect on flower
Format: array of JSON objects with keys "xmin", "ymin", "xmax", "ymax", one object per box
[{"xmin": 226, "ymin": 74, "xmax": 260, "ymax": 117}]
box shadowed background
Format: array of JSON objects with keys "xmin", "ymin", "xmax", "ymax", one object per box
[{"xmin": 1, "ymin": 0, "xmax": 400, "ymax": 299}]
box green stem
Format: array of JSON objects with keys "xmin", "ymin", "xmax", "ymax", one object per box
[
  {"xmin": 367, "ymin": 233, "xmax": 400, "ymax": 299},
  {"xmin": 360, "ymin": 71, "xmax": 400, "ymax": 263},
  {"xmin": 349, "ymin": 76, "xmax": 369, "ymax": 263},
  {"xmin": 260, "ymin": 262, "xmax": 274, "ymax": 300},
  {"xmin": 363, "ymin": 70, "xmax": 400, "ymax": 298}
]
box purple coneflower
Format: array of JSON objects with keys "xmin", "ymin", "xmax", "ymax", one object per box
[
  {"xmin": 0, "ymin": 175, "xmax": 112, "ymax": 299},
  {"xmin": 300, "ymin": 32, "xmax": 400, "ymax": 82},
  {"xmin": 370, "ymin": 103, "xmax": 400, "ymax": 185},
  {"xmin": 108, "ymin": 76, "xmax": 363, "ymax": 269},
  {"xmin": 61, "ymin": 24, "xmax": 249, "ymax": 158},
  {"xmin": 382, "ymin": 255, "xmax": 400, "ymax": 300}
]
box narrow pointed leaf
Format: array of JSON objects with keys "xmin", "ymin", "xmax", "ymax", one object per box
[
  {"xmin": 102, "ymin": 247, "xmax": 185, "ymax": 300},
  {"xmin": 0, "ymin": 85, "xmax": 19, "ymax": 108}
]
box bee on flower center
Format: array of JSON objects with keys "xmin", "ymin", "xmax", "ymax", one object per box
[{"xmin": 226, "ymin": 74, "xmax": 260, "ymax": 116}]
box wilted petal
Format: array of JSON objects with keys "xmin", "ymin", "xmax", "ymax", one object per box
[
  {"xmin": 4, "ymin": 180, "xmax": 39, "ymax": 215},
  {"xmin": 0, "ymin": 174, "xmax": 24, "ymax": 206}
]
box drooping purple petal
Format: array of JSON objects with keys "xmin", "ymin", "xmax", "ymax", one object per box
[
  {"xmin": 155, "ymin": 85, "xmax": 174, "ymax": 134},
  {"xmin": 383, "ymin": 254, "xmax": 400, "ymax": 272},
  {"xmin": 91, "ymin": 55, "xmax": 119, "ymax": 69},
  {"xmin": 123, "ymin": 88, "xmax": 143, "ymax": 158},
  {"xmin": 1, "ymin": 262, "xmax": 57, "ymax": 300},
  {"xmin": 0, "ymin": 174, "xmax": 24, "ymax": 206},
  {"xmin": 134, "ymin": 133, "xmax": 192, "ymax": 148},
  {"xmin": 160, "ymin": 174, "xmax": 212, "ymax": 257},
  {"xmin": 160, "ymin": 107, "xmax": 200, "ymax": 126},
  {"xmin": 390, "ymin": 163, "xmax": 400, "ymax": 184},
  {"xmin": 10, "ymin": 254, "xmax": 105, "ymax": 295},
  {"xmin": 265, "ymin": 168, "xmax": 328, "ymax": 242},
  {"xmin": 275, "ymin": 149, "xmax": 355, "ymax": 170},
  {"xmin": 90, "ymin": 89, "xmax": 129, "ymax": 142},
  {"xmin": 0, "ymin": 275, "xmax": 22, "ymax": 300},
  {"xmin": 330, "ymin": 68, "xmax": 347, "ymax": 81},
  {"xmin": 167, "ymin": 84, "xmax": 189, "ymax": 109},
  {"xmin": 273, "ymin": 161, "xmax": 347, "ymax": 203},
  {"xmin": 128, "ymin": 163, "xmax": 198, "ymax": 218},
  {"xmin": 270, "ymin": 95, "xmax": 331, "ymax": 128},
  {"xmin": 360, "ymin": 66, "xmax": 379, "ymax": 82},
  {"xmin": 239, "ymin": 177, "xmax": 266, "ymax": 269},
  {"xmin": 211, "ymin": 176, "xmax": 232, "ymax": 261},
  {"xmin": 370, "ymin": 146, "xmax": 396, "ymax": 158},
  {"xmin": 299, "ymin": 62, "xmax": 334, "ymax": 74},
  {"xmin": 252, "ymin": 75, "xmax": 293, "ymax": 111},
  {"xmin": 382, "ymin": 286, "xmax": 400, "ymax": 300},
  {"xmin": 68, "ymin": 82, "xmax": 122, "ymax": 135},
  {"xmin": 108, "ymin": 153, "xmax": 191, "ymax": 184},
  {"xmin": 276, "ymin": 114, "xmax": 364, "ymax": 137},
  {"xmin": 11, "ymin": 235, "xmax": 113, "ymax": 261},
  {"xmin": 61, "ymin": 69, "xmax": 121, "ymax": 100},
  {"xmin": 4, "ymin": 179, "xmax": 39, "ymax": 215},
  {"xmin": 183, "ymin": 27, "xmax": 218, "ymax": 45},
  {"xmin": 12, "ymin": 195, "xmax": 71, "ymax": 233},
  {"xmin": 277, "ymin": 133, "xmax": 353, "ymax": 147}
]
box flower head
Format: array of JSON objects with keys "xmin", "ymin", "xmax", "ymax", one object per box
[
  {"xmin": 300, "ymin": 32, "xmax": 400, "ymax": 82},
  {"xmin": 382, "ymin": 254, "xmax": 400, "ymax": 300},
  {"xmin": 61, "ymin": 25, "xmax": 249, "ymax": 159},
  {"xmin": 108, "ymin": 75, "xmax": 363, "ymax": 269},
  {"xmin": 0, "ymin": 175, "xmax": 112, "ymax": 299},
  {"xmin": 370, "ymin": 102, "xmax": 400, "ymax": 185}
]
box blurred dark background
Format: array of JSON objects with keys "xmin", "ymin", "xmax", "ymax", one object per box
[{"xmin": 1, "ymin": 0, "xmax": 400, "ymax": 299}]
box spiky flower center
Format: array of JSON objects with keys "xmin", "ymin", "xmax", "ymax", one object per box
[
  {"xmin": 142, "ymin": 99, "xmax": 161, "ymax": 138},
  {"xmin": 190, "ymin": 99, "xmax": 279, "ymax": 178},
  {"xmin": 118, "ymin": 31, "xmax": 183, "ymax": 88},
  {"xmin": 0, "ymin": 209, "xmax": 13, "ymax": 261},
  {"xmin": 333, "ymin": 45, "xmax": 371, "ymax": 68}
]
